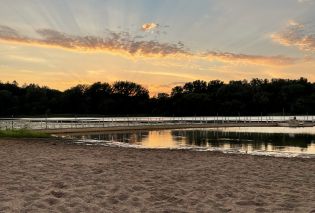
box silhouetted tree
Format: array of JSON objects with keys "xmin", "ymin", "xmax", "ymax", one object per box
[
  {"xmin": 112, "ymin": 81, "xmax": 149, "ymax": 98},
  {"xmin": 1, "ymin": 77, "xmax": 315, "ymax": 116},
  {"xmin": 62, "ymin": 85, "xmax": 89, "ymax": 114}
]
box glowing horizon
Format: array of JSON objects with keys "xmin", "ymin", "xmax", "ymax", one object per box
[{"xmin": 1, "ymin": 0, "xmax": 315, "ymax": 95}]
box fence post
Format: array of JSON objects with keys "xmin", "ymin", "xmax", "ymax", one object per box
[
  {"xmin": 11, "ymin": 115, "xmax": 14, "ymax": 130},
  {"xmin": 45, "ymin": 116, "xmax": 48, "ymax": 129}
]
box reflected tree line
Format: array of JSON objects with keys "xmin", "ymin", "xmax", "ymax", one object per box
[
  {"xmin": 1, "ymin": 77, "xmax": 315, "ymax": 116},
  {"xmin": 73, "ymin": 130, "xmax": 314, "ymax": 150},
  {"xmin": 172, "ymin": 130, "xmax": 314, "ymax": 149},
  {"xmin": 78, "ymin": 131, "xmax": 150, "ymax": 143}
]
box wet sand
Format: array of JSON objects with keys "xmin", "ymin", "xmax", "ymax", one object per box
[{"xmin": 0, "ymin": 138, "xmax": 314, "ymax": 213}]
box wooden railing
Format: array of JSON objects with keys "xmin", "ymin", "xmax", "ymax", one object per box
[{"xmin": 1, "ymin": 116, "xmax": 314, "ymax": 130}]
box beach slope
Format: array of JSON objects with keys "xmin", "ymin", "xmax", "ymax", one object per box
[{"xmin": 0, "ymin": 139, "xmax": 314, "ymax": 212}]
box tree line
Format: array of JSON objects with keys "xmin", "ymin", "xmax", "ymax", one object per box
[{"xmin": 1, "ymin": 78, "xmax": 315, "ymax": 116}]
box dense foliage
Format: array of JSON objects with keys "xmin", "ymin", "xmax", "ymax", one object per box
[{"xmin": 1, "ymin": 78, "xmax": 315, "ymax": 116}]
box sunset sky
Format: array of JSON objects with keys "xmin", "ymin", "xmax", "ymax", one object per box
[{"xmin": 1, "ymin": 0, "xmax": 315, "ymax": 95}]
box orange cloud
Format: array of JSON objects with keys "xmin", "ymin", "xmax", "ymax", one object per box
[
  {"xmin": 271, "ymin": 20, "xmax": 315, "ymax": 51},
  {"xmin": 0, "ymin": 25, "xmax": 188, "ymax": 57},
  {"xmin": 204, "ymin": 51, "xmax": 298, "ymax": 66},
  {"xmin": 0, "ymin": 25, "xmax": 306, "ymax": 67},
  {"xmin": 141, "ymin": 23, "xmax": 159, "ymax": 32}
]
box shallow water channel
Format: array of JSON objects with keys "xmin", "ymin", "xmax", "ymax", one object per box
[{"xmin": 63, "ymin": 127, "xmax": 315, "ymax": 158}]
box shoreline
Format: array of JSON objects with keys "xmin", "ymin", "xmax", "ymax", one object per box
[
  {"xmin": 39, "ymin": 122, "xmax": 279, "ymax": 134},
  {"xmin": 69, "ymin": 138, "xmax": 315, "ymax": 159},
  {"xmin": 1, "ymin": 138, "xmax": 315, "ymax": 212}
]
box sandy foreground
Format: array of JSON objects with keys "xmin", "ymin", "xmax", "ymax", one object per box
[{"xmin": 0, "ymin": 139, "xmax": 314, "ymax": 213}]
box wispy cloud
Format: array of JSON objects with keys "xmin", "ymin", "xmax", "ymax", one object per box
[
  {"xmin": 129, "ymin": 70, "xmax": 198, "ymax": 79},
  {"xmin": 0, "ymin": 25, "xmax": 24, "ymax": 40},
  {"xmin": 0, "ymin": 25, "xmax": 305, "ymax": 66},
  {"xmin": 297, "ymin": 0, "xmax": 314, "ymax": 3},
  {"xmin": 271, "ymin": 20, "xmax": 315, "ymax": 51},
  {"xmin": 141, "ymin": 23, "xmax": 159, "ymax": 32},
  {"xmin": 141, "ymin": 22, "xmax": 169, "ymax": 36},
  {"xmin": 0, "ymin": 25, "xmax": 188, "ymax": 57},
  {"xmin": 7, "ymin": 55, "xmax": 47, "ymax": 63},
  {"xmin": 204, "ymin": 51, "xmax": 298, "ymax": 66}
]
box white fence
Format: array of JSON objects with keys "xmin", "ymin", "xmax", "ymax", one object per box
[{"xmin": 1, "ymin": 116, "xmax": 314, "ymax": 130}]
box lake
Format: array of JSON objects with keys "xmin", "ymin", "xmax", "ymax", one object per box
[{"xmin": 63, "ymin": 127, "xmax": 315, "ymax": 158}]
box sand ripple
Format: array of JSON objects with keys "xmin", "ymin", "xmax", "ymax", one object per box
[{"xmin": 0, "ymin": 139, "xmax": 315, "ymax": 212}]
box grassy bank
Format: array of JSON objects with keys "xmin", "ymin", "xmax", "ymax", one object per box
[{"xmin": 0, "ymin": 129, "xmax": 50, "ymax": 138}]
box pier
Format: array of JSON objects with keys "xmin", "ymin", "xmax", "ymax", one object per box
[{"xmin": 1, "ymin": 116, "xmax": 315, "ymax": 134}]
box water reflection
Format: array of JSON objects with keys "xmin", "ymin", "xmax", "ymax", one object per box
[
  {"xmin": 171, "ymin": 130, "xmax": 315, "ymax": 154},
  {"xmin": 66, "ymin": 127, "xmax": 315, "ymax": 156}
]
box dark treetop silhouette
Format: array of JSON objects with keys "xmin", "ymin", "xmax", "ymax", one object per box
[{"xmin": 1, "ymin": 78, "xmax": 315, "ymax": 116}]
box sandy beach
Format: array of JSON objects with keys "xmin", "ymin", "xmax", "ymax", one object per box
[{"xmin": 0, "ymin": 138, "xmax": 314, "ymax": 213}]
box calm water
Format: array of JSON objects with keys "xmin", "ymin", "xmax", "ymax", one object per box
[{"xmin": 65, "ymin": 127, "xmax": 315, "ymax": 158}]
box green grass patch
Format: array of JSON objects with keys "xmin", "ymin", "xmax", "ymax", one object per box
[{"xmin": 0, "ymin": 129, "xmax": 51, "ymax": 138}]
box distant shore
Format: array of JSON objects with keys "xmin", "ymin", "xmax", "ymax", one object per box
[
  {"xmin": 40, "ymin": 122, "xmax": 279, "ymax": 134},
  {"xmin": 0, "ymin": 138, "xmax": 314, "ymax": 212}
]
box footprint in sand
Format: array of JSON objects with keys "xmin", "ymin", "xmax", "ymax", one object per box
[
  {"xmin": 92, "ymin": 168, "xmax": 104, "ymax": 174},
  {"xmin": 44, "ymin": 197, "xmax": 59, "ymax": 206},
  {"xmin": 110, "ymin": 186, "xmax": 120, "ymax": 193},
  {"xmin": 255, "ymin": 207, "xmax": 268, "ymax": 212},
  {"xmin": 117, "ymin": 193, "xmax": 129, "ymax": 201},
  {"xmin": 107, "ymin": 196, "xmax": 120, "ymax": 205},
  {"xmin": 131, "ymin": 185, "xmax": 145, "ymax": 192},
  {"xmin": 50, "ymin": 190, "xmax": 66, "ymax": 198},
  {"xmin": 0, "ymin": 206, "xmax": 10, "ymax": 212},
  {"xmin": 53, "ymin": 181, "xmax": 68, "ymax": 189},
  {"xmin": 236, "ymin": 200, "xmax": 265, "ymax": 207},
  {"xmin": 215, "ymin": 193, "xmax": 224, "ymax": 199}
]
